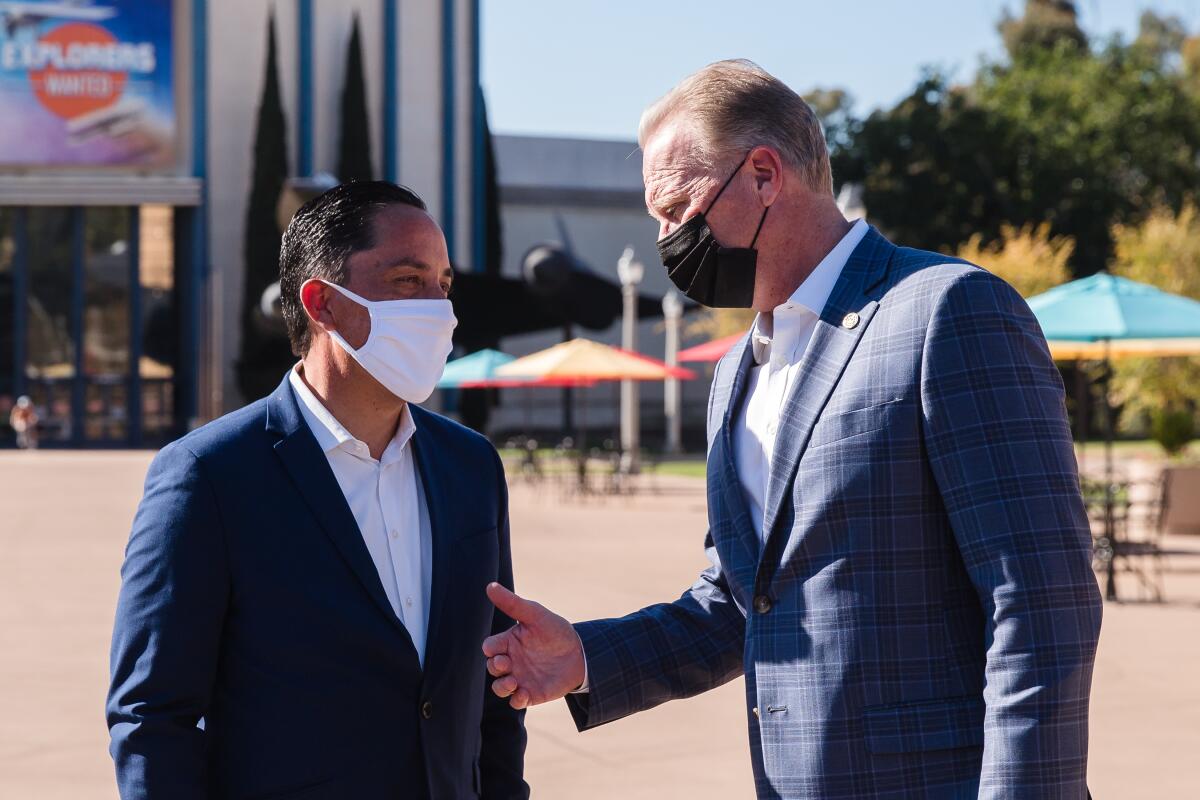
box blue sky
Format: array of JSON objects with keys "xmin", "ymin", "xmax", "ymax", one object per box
[{"xmin": 482, "ymin": 0, "xmax": 1200, "ymax": 141}]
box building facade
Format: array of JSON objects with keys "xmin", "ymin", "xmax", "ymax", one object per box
[{"xmin": 0, "ymin": 0, "xmax": 484, "ymax": 446}]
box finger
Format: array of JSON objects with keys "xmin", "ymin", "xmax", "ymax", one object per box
[
  {"xmin": 487, "ymin": 654, "xmax": 512, "ymax": 677},
  {"xmin": 482, "ymin": 631, "xmax": 510, "ymax": 658},
  {"xmin": 486, "ymin": 582, "xmax": 540, "ymax": 624},
  {"xmin": 492, "ymin": 675, "xmax": 519, "ymax": 698},
  {"xmin": 510, "ymin": 688, "xmax": 531, "ymax": 710}
]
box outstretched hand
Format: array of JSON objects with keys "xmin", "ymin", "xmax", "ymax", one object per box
[{"xmin": 482, "ymin": 583, "xmax": 586, "ymax": 710}]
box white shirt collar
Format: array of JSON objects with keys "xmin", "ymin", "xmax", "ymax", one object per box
[
  {"xmin": 288, "ymin": 364, "xmax": 416, "ymax": 464},
  {"xmin": 751, "ymin": 219, "xmax": 869, "ymax": 365}
]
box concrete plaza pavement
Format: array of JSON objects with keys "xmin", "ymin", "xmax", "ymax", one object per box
[{"xmin": 1, "ymin": 450, "xmax": 1198, "ymax": 798}]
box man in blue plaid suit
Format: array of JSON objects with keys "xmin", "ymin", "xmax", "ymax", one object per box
[{"xmin": 483, "ymin": 60, "xmax": 1102, "ymax": 799}]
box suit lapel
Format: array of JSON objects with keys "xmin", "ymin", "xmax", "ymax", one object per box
[
  {"xmin": 718, "ymin": 334, "xmax": 756, "ymax": 451},
  {"xmin": 266, "ymin": 378, "xmax": 413, "ymax": 641},
  {"xmin": 409, "ymin": 409, "xmax": 453, "ymax": 676},
  {"xmin": 758, "ymin": 228, "xmax": 895, "ymax": 551},
  {"xmin": 706, "ymin": 335, "xmax": 764, "ymax": 594}
]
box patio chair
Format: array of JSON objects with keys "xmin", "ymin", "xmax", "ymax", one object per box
[
  {"xmin": 1160, "ymin": 466, "xmax": 1200, "ymax": 537},
  {"xmin": 1085, "ymin": 476, "xmax": 1165, "ymax": 602},
  {"xmin": 1114, "ymin": 474, "xmax": 1167, "ymax": 602}
]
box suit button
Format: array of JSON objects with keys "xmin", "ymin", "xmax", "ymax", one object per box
[
  {"xmin": 752, "ymin": 706, "xmax": 760, "ymax": 719},
  {"xmin": 421, "ymin": 701, "xmax": 433, "ymax": 720},
  {"xmin": 753, "ymin": 595, "xmax": 772, "ymax": 614}
]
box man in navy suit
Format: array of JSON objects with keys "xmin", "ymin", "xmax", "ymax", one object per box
[{"xmin": 107, "ymin": 181, "xmax": 528, "ymax": 799}]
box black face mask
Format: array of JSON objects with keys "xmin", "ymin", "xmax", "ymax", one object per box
[{"xmin": 655, "ymin": 154, "xmax": 769, "ymax": 308}]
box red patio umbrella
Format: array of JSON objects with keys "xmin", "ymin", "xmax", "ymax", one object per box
[{"xmin": 677, "ymin": 333, "xmax": 744, "ymax": 363}]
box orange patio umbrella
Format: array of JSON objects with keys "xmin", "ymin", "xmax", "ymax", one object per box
[
  {"xmin": 494, "ymin": 339, "xmax": 695, "ymax": 464},
  {"xmin": 495, "ymin": 338, "xmax": 696, "ymax": 382}
]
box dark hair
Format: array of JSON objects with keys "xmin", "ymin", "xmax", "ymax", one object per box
[{"xmin": 278, "ymin": 180, "xmax": 427, "ymax": 356}]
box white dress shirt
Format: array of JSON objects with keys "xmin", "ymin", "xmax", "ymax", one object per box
[
  {"xmin": 289, "ymin": 366, "xmax": 434, "ymax": 665},
  {"xmin": 574, "ymin": 221, "xmax": 870, "ymax": 695},
  {"xmin": 733, "ymin": 219, "xmax": 869, "ymax": 543}
]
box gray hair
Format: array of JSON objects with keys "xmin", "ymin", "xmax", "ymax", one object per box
[{"xmin": 638, "ymin": 59, "xmax": 833, "ymax": 196}]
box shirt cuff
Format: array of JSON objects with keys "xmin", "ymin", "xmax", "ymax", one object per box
[{"xmin": 568, "ymin": 628, "xmax": 589, "ymax": 694}]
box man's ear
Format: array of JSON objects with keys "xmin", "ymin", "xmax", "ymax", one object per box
[
  {"xmin": 748, "ymin": 145, "xmax": 785, "ymax": 207},
  {"xmin": 299, "ymin": 279, "xmax": 336, "ymax": 332}
]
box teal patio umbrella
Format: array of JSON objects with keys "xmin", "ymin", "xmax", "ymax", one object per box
[
  {"xmin": 437, "ymin": 349, "xmax": 515, "ymax": 389},
  {"xmin": 1029, "ymin": 273, "xmax": 1200, "ymax": 342},
  {"xmin": 1028, "ymin": 273, "xmax": 1200, "ymax": 600}
]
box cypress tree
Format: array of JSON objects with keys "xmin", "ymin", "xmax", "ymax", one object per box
[
  {"xmin": 457, "ymin": 92, "xmax": 502, "ymax": 434},
  {"xmin": 480, "ymin": 89, "xmax": 502, "ymax": 277},
  {"xmin": 337, "ymin": 15, "xmax": 374, "ymax": 182},
  {"xmin": 236, "ymin": 12, "xmax": 292, "ymax": 402}
]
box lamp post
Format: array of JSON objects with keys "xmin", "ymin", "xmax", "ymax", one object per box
[
  {"xmin": 662, "ymin": 290, "xmax": 684, "ymax": 454},
  {"xmin": 617, "ymin": 246, "xmax": 644, "ymax": 474}
]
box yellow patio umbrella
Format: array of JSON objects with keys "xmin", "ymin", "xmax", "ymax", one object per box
[
  {"xmin": 1047, "ymin": 338, "xmax": 1200, "ymax": 361},
  {"xmin": 495, "ymin": 338, "xmax": 696, "ymax": 382}
]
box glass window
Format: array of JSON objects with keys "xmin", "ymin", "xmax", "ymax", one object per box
[
  {"xmin": 0, "ymin": 208, "xmax": 13, "ymax": 444},
  {"xmin": 10, "ymin": 205, "xmax": 178, "ymax": 446},
  {"xmin": 84, "ymin": 207, "xmax": 131, "ymax": 378},
  {"xmin": 26, "ymin": 207, "xmax": 75, "ymax": 443},
  {"xmin": 139, "ymin": 204, "xmax": 175, "ymax": 440},
  {"xmin": 83, "ymin": 207, "xmax": 132, "ymax": 441}
]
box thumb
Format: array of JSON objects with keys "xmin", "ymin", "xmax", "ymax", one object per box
[{"xmin": 486, "ymin": 582, "xmax": 540, "ymax": 623}]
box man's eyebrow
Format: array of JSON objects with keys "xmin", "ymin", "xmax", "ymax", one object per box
[
  {"xmin": 644, "ymin": 185, "xmax": 668, "ymax": 213},
  {"xmin": 385, "ymin": 257, "xmax": 433, "ymax": 272},
  {"xmin": 647, "ymin": 203, "xmax": 673, "ymax": 222},
  {"xmin": 647, "ymin": 188, "xmax": 683, "ymax": 218}
]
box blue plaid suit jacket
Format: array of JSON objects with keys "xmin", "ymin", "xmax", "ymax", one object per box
[{"xmin": 566, "ymin": 227, "xmax": 1102, "ymax": 799}]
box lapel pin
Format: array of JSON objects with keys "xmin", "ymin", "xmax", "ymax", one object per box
[{"xmin": 842, "ymin": 312, "xmax": 860, "ymax": 330}]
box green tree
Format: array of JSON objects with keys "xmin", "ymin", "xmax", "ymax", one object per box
[
  {"xmin": 972, "ymin": 37, "xmax": 1200, "ymax": 273},
  {"xmin": 1109, "ymin": 204, "xmax": 1200, "ymax": 450},
  {"xmin": 833, "ymin": 74, "xmax": 1018, "ymax": 256},
  {"xmin": 1135, "ymin": 10, "xmax": 1187, "ymax": 63},
  {"xmin": 337, "ymin": 14, "xmax": 374, "ymax": 183},
  {"xmin": 457, "ymin": 91, "xmax": 504, "ymax": 434},
  {"xmin": 480, "ymin": 89, "xmax": 502, "ymax": 276},
  {"xmin": 830, "ymin": 5, "xmax": 1200, "ymax": 275},
  {"xmin": 685, "ymin": 307, "xmax": 757, "ymax": 343},
  {"xmin": 236, "ymin": 13, "xmax": 292, "ymax": 403},
  {"xmin": 1183, "ymin": 34, "xmax": 1200, "ymax": 96},
  {"xmin": 956, "ymin": 222, "xmax": 1073, "ymax": 298},
  {"xmin": 804, "ymin": 87, "xmax": 859, "ymax": 156},
  {"xmin": 999, "ymin": 0, "xmax": 1087, "ymax": 59}
]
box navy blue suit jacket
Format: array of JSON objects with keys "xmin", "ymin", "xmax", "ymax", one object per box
[{"xmin": 107, "ymin": 375, "xmax": 528, "ymax": 799}]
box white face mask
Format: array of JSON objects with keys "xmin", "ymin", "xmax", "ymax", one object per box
[{"xmin": 317, "ymin": 280, "xmax": 457, "ymax": 403}]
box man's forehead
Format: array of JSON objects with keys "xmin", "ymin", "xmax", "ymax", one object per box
[
  {"xmin": 644, "ymin": 122, "xmax": 703, "ymax": 172},
  {"xmin": 351, "ymin": 206, "xmax": 447, "ymax": 265},
  {"xmin": 372, "ymin": 207, "xmax": 447, "ymax": 250},
  {"xmin": 643, "ymin": 122, "xmax": 708, "ymax": 197},
  {"xmin": 373, "ymin": 203, "xmax": 438, "ymax": 236}
]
